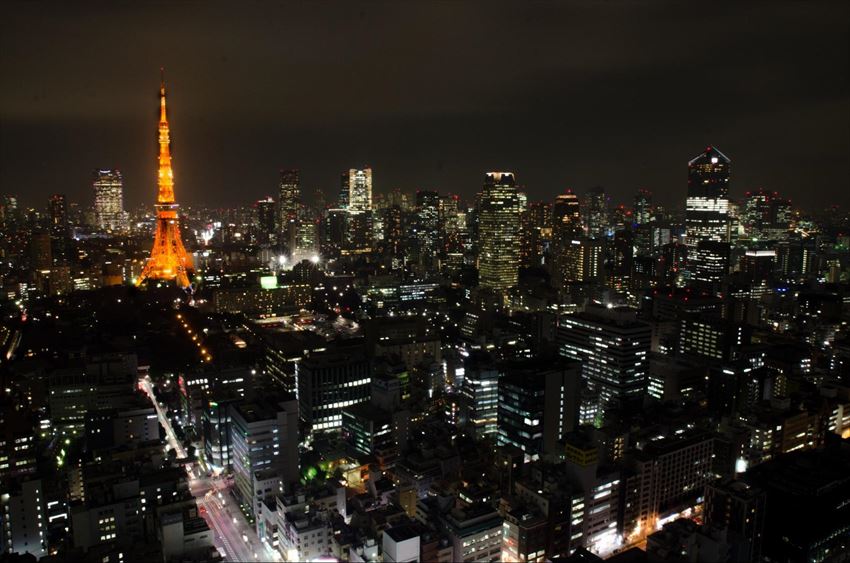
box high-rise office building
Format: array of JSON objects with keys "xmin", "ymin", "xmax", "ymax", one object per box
[
  {"xmin": 611, "ymin": 203, "xmax": 632, "ymax": 232},
  {"xmin": 770, "ymin": 198, "xmax": 792, "ymax": 233},
  {"xmin": 743, "ymin": 188, "xmax": 774, "ymax": 235},
  {"xmin": 343, "ymin": 168, "xmax": 372, "ymax": 211},
  {"xmin": 609, "ymin": 229, "xmax": 634, "ymax": 291},
  {"xmin": 230, "ymin": 396, "xmax": 299, "ymax": 518},
  {"xmin": 743, "ymin": 447, "xmax": 850, "ymax": 563},
  {"xmin": 255, "ymin": 196, "xmax": 276, "ymax": 244},
  {"xmin": 623, "ymin": 431, "xmax": 715, "ymax": 542},
  {"xmin": 685, "ymin": 147, "xmax": 731, "ymax": 286},
  {"xmin": 48, "ymin": 194, "xmax": 69, "ymax": 262},
  {"xmin": 743, "ymin": 188, "xmax": 791, "ymax": 239},
  {"xmin": 678, "ymin": 316, "xmax": 750, "ymax": 362},
  {"xmin": 440, "ymin": 194, "xmax": 463, "ymax": 247},
  {"xmin": 92, "ymin": 169, "xmax": 127, "ymax": 232},
  {"xmin": 0, "ymin": 478, "xmax": 48, "ymax": 558},
  {"xmin": 634, "ymin": 189, "xmax": 653, "ymax": 226},
  {"xmin": 551, "ymin": 189, "xmax": 583, "ymax": 289},
  {"xmin": 685, "ymin": 146, "xmax": 730, "ymax": 247},
  {"xmin": 692, "ymin": 240, "xmax": 730, "ymax": 287},
  {"xmin": 740, "ymin": 248, "xmax": 776, "ymax": 283},
  {"xmin": 278, "ymin": 169, "xmax": 300, "ymax": 253},
  {"xmin": 497, "ymin": 358, "xmax": 581, "ymax": 461},
  {"xmin": 553, "ymin": 189, "xmax": 581, "ymax": 238},
  {"xmin": 415, "ymin": 190, "xmax": 441, "ymax": 263},
  {"xmin": 379, "ymin": 205, "xmax": 404, "ymax": 256},
  {"xmin": 478, "ymin": 172, "xmax": 522, "ymax": 291},
  {"xmin": 338, "ymin": 173, "xmax": 349, "ymax": 209},
  {"xmin": 202, "ymin": 397, "xmax": 237, "ymax": 472},
  {"xmin": 29, "ymin": 231, "xmax": 52, "ymax": 270},
  {"xmin": 460, "ymin": 352, "xmax": 501, "ymax": 440},
  {"xmin": 296, "ymin": 342, "xmax": 371, "ymax": 440},
  {"xmin": 553, "ymin": 236, "xmax": 603, "ymax": 288},
  {"xmin": 322, "ymin": 209, "xmax": 348, "ymax": 258},
  {"xmin": 1, "ymin": 195, "xmax": 20, "ymax": 229},
  {"xmin": 344, "ymin": 210, "xmax": 373, "ymax": 255},
  {"xmin": 48, "ymin": 194, "xmax": 68, "ymax": 235},
  {"xmin": 557, "ymin": 305, "xmax": 651, "ymax": 422},
  {"xmin": 519, "ymin": 201, "xmax": 551, "ymax": 267},
  {"xmin": 338, "ymin": 168, "xmax": 374, "ymax": 254},
  {"xmin": 293, "ymin": 205, "xmax": 319, "ymax": 260},
  {"xmin": 703, "ymin": 479, "xmax": 766, "ymax": 563},
  {"xmin": 278, "ymin": 169, "xmax": 300, "ymax": 229},
  {"xmin": 387, "ymin": 188, "xmax": 410, "ymax": 211},
  {"xmin": 582, "ymin": 187, "xmax": 610, "ymax": 238}
]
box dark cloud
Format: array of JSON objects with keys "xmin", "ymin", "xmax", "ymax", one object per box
[{"xmin": 2, "ymin": 0, "xmax": 848, "ymax": 210}]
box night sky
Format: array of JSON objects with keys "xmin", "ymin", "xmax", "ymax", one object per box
[{"xmin": 2, "ymin": 1, "xmax": 848, "ymax": 210}]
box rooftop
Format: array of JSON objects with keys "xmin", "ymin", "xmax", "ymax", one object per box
[{"xmin": 385, "ymin": 524, "xmax": 420, "ymax": 543}]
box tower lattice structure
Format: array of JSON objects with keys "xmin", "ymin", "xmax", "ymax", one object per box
[{"xmin": 136, "ymin": 72, "xmax": 193, "ymax": 288}]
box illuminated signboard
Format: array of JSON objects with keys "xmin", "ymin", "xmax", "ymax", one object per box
[{"xmin": 260, "ymin": 275, "xmax": 278, "ymax": 289}]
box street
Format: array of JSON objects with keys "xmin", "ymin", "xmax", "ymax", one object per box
[
  {"xmin": 139, "ymin": 375, "xmax": 278, "ymax": 562},
  {"xmin": 192, "ymin": 475, "xmax": 277, "ymax": 562}
]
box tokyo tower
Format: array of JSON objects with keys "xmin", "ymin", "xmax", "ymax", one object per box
[{"xmin": 136, "ymin": 71, "xmax": 193, "ymax": 288}]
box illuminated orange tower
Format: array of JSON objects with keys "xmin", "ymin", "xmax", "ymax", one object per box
[{"xmin": 136, "ymin": 71, "xmax": 193, "ymax": 288}]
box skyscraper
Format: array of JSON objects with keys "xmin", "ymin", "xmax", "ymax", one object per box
[
  {"xmin": 582, "ymin": 186, "xmax": 610, "ymax": 238},
  {"xmin": 743, "ymin": 188, "xmax": 791, "ymax": 239},
  {"xmin": 553, "ymin": 237, "xmax": 603, "ymax": 288},
  {"xmin": 552, "ymin": 189, "xmax": 581, "ymax": 238},
  {"xmin": 634, "ymin": 189, "xmax": 653, "ymax": 226},
  {"xmin": 440, "ymin": 194, "xmax": 465, "ymax": 253},
  {"xmin": 519, "ymin": 201, "xmax": 551, "ymax": 268},
  {"xmin": 338, "ymin": 172, "xmax": 349, "ymax": 209},
  {"xmin": 255, "ymin": 196, "xmax": 276, "ymax": 244},
  {"xmin": 685, "ymin": 147, "xmax": 731, "ymax": 286},
  {"xmin": 415, "ymin": 190, "xmax": 441, "ymax": 264},
  {"xmin": 293, "ymin": 204, "xmax": 319, "ymax": 259},
  {"xmin": 278, "ymin": 169, "xmax": 300, "ymax": 228},
  {"xmin": 344, "ymin": 168, "xmax": 372, "ymax": 211},
  {"xmin": 48, "ymin": 194, "xmax": 67, "ymax": 234},
  {"xmin": 278, "ymin": 169, "xmax": 300, "ymax": 252},
  {"xmin": 686, "ymin": 146, "xmax": 731, "ymax": 246},
  {"xmin": 92, "ymin": 169, "xmax": 127, "ymax": 232},
  {"xmin": 29, "ymin": 230, "xmax": 52, "ymax": 270},
  {"xmin": 609, "ymin": 229, "xmax": 634, "ymax": 291},
  {"xmin": 344, "ymin": 209, "xmax": 373, "ymax": 255},
  {"xmin": 461, "ymin": 351, "xmax": 500, "ymax": 440},
  {"xmin": 478, "ymin": 172, "xmax": 522, "ymax": 291},
  {"xmin": 322, "ymin": 209, "xmax": 348, "ymax": 258},
  {"xmin": 551, "ymin": 189, "xmax": 583, "ymax": 287},
  {"xmin": 339, "ymin": 168, "xmax": 374, "ymax": 254},
  {"xmin": 692, "ymin": 240, "xmax": 730, "ymax": 288},
  {"xmin": 48, "ymin": 194, "xmax": 69, "ymax": 261},
  {"xmin": 0, "ymin": 195, "xmax": 19, "ymax": 230}
]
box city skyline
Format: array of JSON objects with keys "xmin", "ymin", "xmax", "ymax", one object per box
[
  {"xmin": 3, "ymin": 4, "xmax": 850, "ymax": 563},
  {"xmin": 2, "ymin": 1, "xmax": 849, "ymax": 209}
]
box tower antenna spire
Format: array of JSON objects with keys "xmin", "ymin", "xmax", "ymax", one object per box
[{"xmin": 159, "ymin": 68, "xmax": 167, "ymax": 123}]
